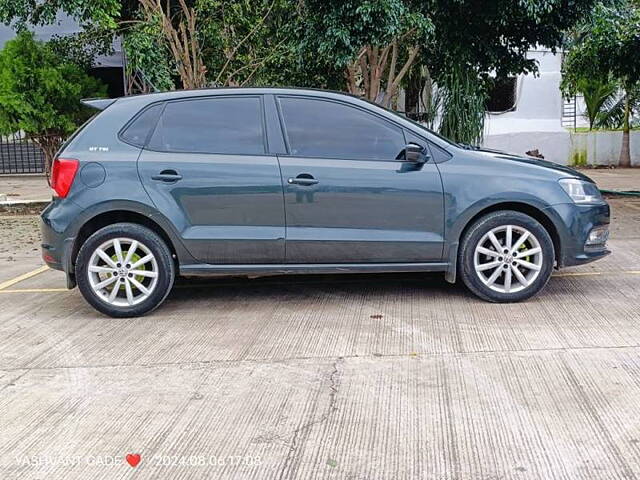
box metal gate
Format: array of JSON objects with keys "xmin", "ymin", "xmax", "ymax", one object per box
[{"xmin": 0, "ymin": 132, "xmax": 45, "ymax": 174}]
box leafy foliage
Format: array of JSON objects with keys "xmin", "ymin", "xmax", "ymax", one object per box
[
  {"xmin": 122, "ymin": 13, "xmax": 175, "ymax": 92},
  {"xmin": 562, "ymin": 2, "xmax": 640, "ymax": 89},
  {"xmin": 300, "ymin": 0, "xmax": 432, "ymax": 105},
  {"xmin": 198, "ymin": 0, "xmax": 306, "ymax": 87},
  {"xmin": 0, "ymin": 32, "xmax": 107, "ymax": 172},
  {"xmin": 301, "ymin": 0, "xmax": 432, "ymax": 70},
  {"xmin": 573, "ymin": 77, "xmax": 618, "ymax": 129},
  {"xmin": 595, "ymin": 87, "xmax": 640, "ymax": 129},
  {"xmin": 48, "ymin": 24, "xmax": 115, "ymax": 70},
  {"xmin": 437, "ymin": 65, "xmax": 486, "ymax": 145},
  {"xmin": 0, "ymin": 0, "xmax": 120, "ymax": 29},
  {"xmin": 426, "ymin": 0, "xmax": 597, "ymax": 80},
  {"xmin": 298, "ymin": 0, "xmax": 597, "ymax": 139},
  {"xmin": 562, "ymin": 1, "xmax": 640, "ymax": 165}
]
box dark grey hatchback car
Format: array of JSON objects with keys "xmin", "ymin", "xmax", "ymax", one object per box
[{"xmin": 41, "ymin": 88, "xmax": 610, "ymax": 317}]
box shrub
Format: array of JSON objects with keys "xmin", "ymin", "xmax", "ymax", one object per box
[{"xmin": 0, "ymin": 31, "xmax": 107, "ymax": 176}]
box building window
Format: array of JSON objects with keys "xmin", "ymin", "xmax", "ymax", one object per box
[{"xmin": 486, "ymin": 77, "xmax": 517, "ymax": 113}]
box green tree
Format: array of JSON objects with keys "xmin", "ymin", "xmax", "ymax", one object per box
[
  {"xmin": 572, "ymin": 77, "xmax": 619, "ymax": 130},
  {"xmin": 299, "ymin": 0, "xmax": 596, "ymax": 142},
  {"xmin": 122, "ymin": 12, "xmax": 175, "ymax": 93},
  {"xmin": 0, "ymin": 32, "xmax": 107, "ymax": 176},
  {"xmin": 562, "ymin": 2, "xmax": 640, "ymax": 167},
  {"xmin": 198, "ymin": 0, "xmax": 302, "ymax": 87},
  {"xmin": 300, "ymin": 0, "xmax": 433, "ymax": 107},
  {"xmin": 425, "ymin": 0, "xmax": 596, "ymax": 81},
  {"xmin": 130, "ymin": 0, "xmax": 342, "ymax": 91},
  {"xmin": 0, "ymin": 0, "xmax": 119, "ymax": 29}
]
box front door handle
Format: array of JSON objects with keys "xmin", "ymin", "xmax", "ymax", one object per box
[
  {"xmin": 288, "ymin": 174, "xmax": 318, "ymax": 186},
  {"xmin": 152, "ymin": 170, "xmax": 183, "ymax": 182}
]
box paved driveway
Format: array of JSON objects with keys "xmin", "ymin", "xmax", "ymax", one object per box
[{"xmin": 0, "ymin": 198, "xmax": 639, "ymax": 479}]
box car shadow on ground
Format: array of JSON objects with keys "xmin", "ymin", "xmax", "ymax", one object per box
[{"xmin": 169, "ymin": 272, "xmax": 467, "ymax": 302}]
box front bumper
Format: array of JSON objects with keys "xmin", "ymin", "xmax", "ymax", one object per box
[{"xmin": 544, "ymin": 201, "xmax": 611, "ymax": 268}]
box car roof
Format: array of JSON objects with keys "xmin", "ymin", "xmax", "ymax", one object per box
[{"xmin": 115, "ymin": 87, "xmax": 363, "ymax": 104}]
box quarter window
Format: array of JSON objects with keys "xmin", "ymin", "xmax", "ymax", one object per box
[
  {"xmin": 279, "ymin": 97, "xmax": 405, "ymax": 160},
  {"xmin": 120, "ymin": 104, "xmax": 162, "ymax": 147},
  {"xmin": 148, "ymin": 96, "xmax": 265, "ymax": 154}
]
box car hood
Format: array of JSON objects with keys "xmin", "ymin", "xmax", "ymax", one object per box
[{"xmin": 470, "ymin": 148, "xmax": 595, "ymax": 183}]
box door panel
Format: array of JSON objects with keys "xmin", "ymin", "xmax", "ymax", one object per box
[
  {"xmin": 276, "ymin": 95, "xmax": 444, "ymax": 264},
  {"xmin": 279, "ymin": 156, "xmax": 444, "ymax": 263},
  {"xmin": 136, "ymin": 95, "xmax": 284, "ymax": 265},
  {"xmin": 138, "ymin": 151, "xmax": 285, "ymax": 264}
]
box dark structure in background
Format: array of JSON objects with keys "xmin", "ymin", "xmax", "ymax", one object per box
[
  {"xmin": 0, "ymin": 14, "xmax": 124, "ymax": 174},
  {"xmin": 486, "ymin": 77, "xmax": 518, "ymax": 113},
  {"xmin": 0, "ymin": 133, "xmax": 47, "ymax": 174}
]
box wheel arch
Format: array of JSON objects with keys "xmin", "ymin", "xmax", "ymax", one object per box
[
  {"xmin": 70, "ymin": 209, "xmax": 191, "ymax": 277},
  {"xmin": 458, "ymin": 202, "xmax": 561, "ymax": 263},
  {"xmin": 444, "ymin": 201, "xmax": 562, "ymax": 284}
]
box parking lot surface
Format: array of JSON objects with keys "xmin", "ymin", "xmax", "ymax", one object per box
[{"xmin": 0, "ymin": 197, "xmax": 639, "ymax": 479}]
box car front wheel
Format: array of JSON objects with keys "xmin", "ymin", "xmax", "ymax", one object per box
[
  {"xmin": 76, "ymin": 223, "xmax": 175, "ymax": 317},
  {"xmin": 458, "ymin": 211, "xmax": 555, "ymax": 302}
]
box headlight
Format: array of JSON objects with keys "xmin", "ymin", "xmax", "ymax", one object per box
[{"xmin": 558, "ymin": 178, "xmax": 603, "ymax": 204}]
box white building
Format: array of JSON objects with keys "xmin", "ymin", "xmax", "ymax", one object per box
[
  {"xmin": 482, "ymin": 48, "xmax": 638, "ymax": 166},
  {"xmin": 482, "ymin": 48, "xmax": 580, "ymax": 164}
]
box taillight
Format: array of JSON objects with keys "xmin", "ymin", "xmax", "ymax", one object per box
[{"xmin": 51, "ymin": 158, "xmax": 79, "ymax": 198}]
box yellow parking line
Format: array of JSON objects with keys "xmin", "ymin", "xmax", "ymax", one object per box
[
  {"xmin": 0, "ymin": 265, "xmax": 49, "ymax": 291},
  {"xmin": 0, "ymin": 288, "xmax": 67, "ymax": 294},
  {"xmin": 553, "ymin": 270, "xmax": 640, "ymax": 278},
  {"xmin": 553, "ymin": 272, "xmax": 602, "ymax": 277}
]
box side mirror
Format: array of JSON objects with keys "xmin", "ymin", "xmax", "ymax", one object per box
[{"xmin": 404, "ymin": 143, "xmax": 427, "ymax": 163}]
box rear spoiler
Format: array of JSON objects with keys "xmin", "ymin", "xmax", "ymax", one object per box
[{"xmin": 81, "ymin": 98, "xmax": 116, "ymax": 110}]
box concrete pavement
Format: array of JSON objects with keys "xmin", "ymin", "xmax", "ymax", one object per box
[{"xmin": 0, "ymin": 198, "xmax": 639, "ymax": 479}]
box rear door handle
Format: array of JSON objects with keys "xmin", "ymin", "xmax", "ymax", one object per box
[
  {"xmin": 288, "ymin": 174, "xmax": 318, "ymax": 186},
  {"xmin": 152, "ymin": 170, "xmax": 182, "ymax": 182}
]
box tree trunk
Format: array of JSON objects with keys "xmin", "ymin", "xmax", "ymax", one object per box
[
  {"xmin": 380, "ymin": 45, "xmax": 419, "ymax": 108},
  {"xmin": 140, "ymin": 0, "xmax": 206, "ymax": 89},
  {"xmin": 33, "ymin": 134, "xmax": 63, "ymax": 183},
  {"xmin": 342, "ymin": 39, "xmax": 419, "ymax": 109},
  {"xmin": 404, "ymin": 67, "xmax": 422, "ymax": 114},
  {"xmin": 619, "ymin": 94, "xmax": 631, "ymax": 168}
]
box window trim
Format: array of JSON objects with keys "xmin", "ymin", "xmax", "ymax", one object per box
[
  {"xmin": 275, "ymin": 95, "xmax": 409, "ymax": 162},
  {"xmin": 133, "ymin": 94, "xmax": 269, "ymax": 156}
]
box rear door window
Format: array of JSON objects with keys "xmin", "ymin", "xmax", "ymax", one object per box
[
  {"xmin": 148, "ymin": 96, "xmax": 265, "ymax": 155},
  {"xmin": 278, "ymin": 97, "xmax": 405, "ymax": 161}
]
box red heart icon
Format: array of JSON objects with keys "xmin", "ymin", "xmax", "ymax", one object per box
[{"xmin": 126, "ymin": 454, "xmax": 141, "ymax": 467}]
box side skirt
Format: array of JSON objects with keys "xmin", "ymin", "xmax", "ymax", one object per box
[{"xmin": 179, "ymin": 262, "xmax": 449, "ymax": 277}]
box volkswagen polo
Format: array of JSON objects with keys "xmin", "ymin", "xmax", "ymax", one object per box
[{"xmin": 41, "ymin": 88, "xmax": 610, "ymax": 317}]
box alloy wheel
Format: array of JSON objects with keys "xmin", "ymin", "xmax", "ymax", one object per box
[
  {"xmin": 87, "ymin": 237, "xmax": 159, "ymax": 307},
  {"xmin": 473, "ymin": 225, "xmax": 544, "ymax": 294}
]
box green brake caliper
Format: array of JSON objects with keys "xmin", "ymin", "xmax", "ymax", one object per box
[
  {"xmin": 110, "ymin": 251, "xmax": 146, "ymax": 290},
  {"xmin": 518, "ymin": 243, "xmax": 530, "ymax": 263}
]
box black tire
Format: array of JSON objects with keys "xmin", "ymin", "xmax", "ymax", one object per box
[
  {"xmin": 76, "ymin": 223, "xmax": 175, "ymax": 317},
  {"xmin": 458, "ymin": 210, "xmax": 554, "ymax": 302}
]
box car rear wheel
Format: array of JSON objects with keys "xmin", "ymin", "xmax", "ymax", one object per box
[
  {"xmin": 76, "ymin": 223, "xmax": 175, "ymax": 317},
  {"xmin": 458, "ymin": 211, "xmax": 554, "ymax": 302}
]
